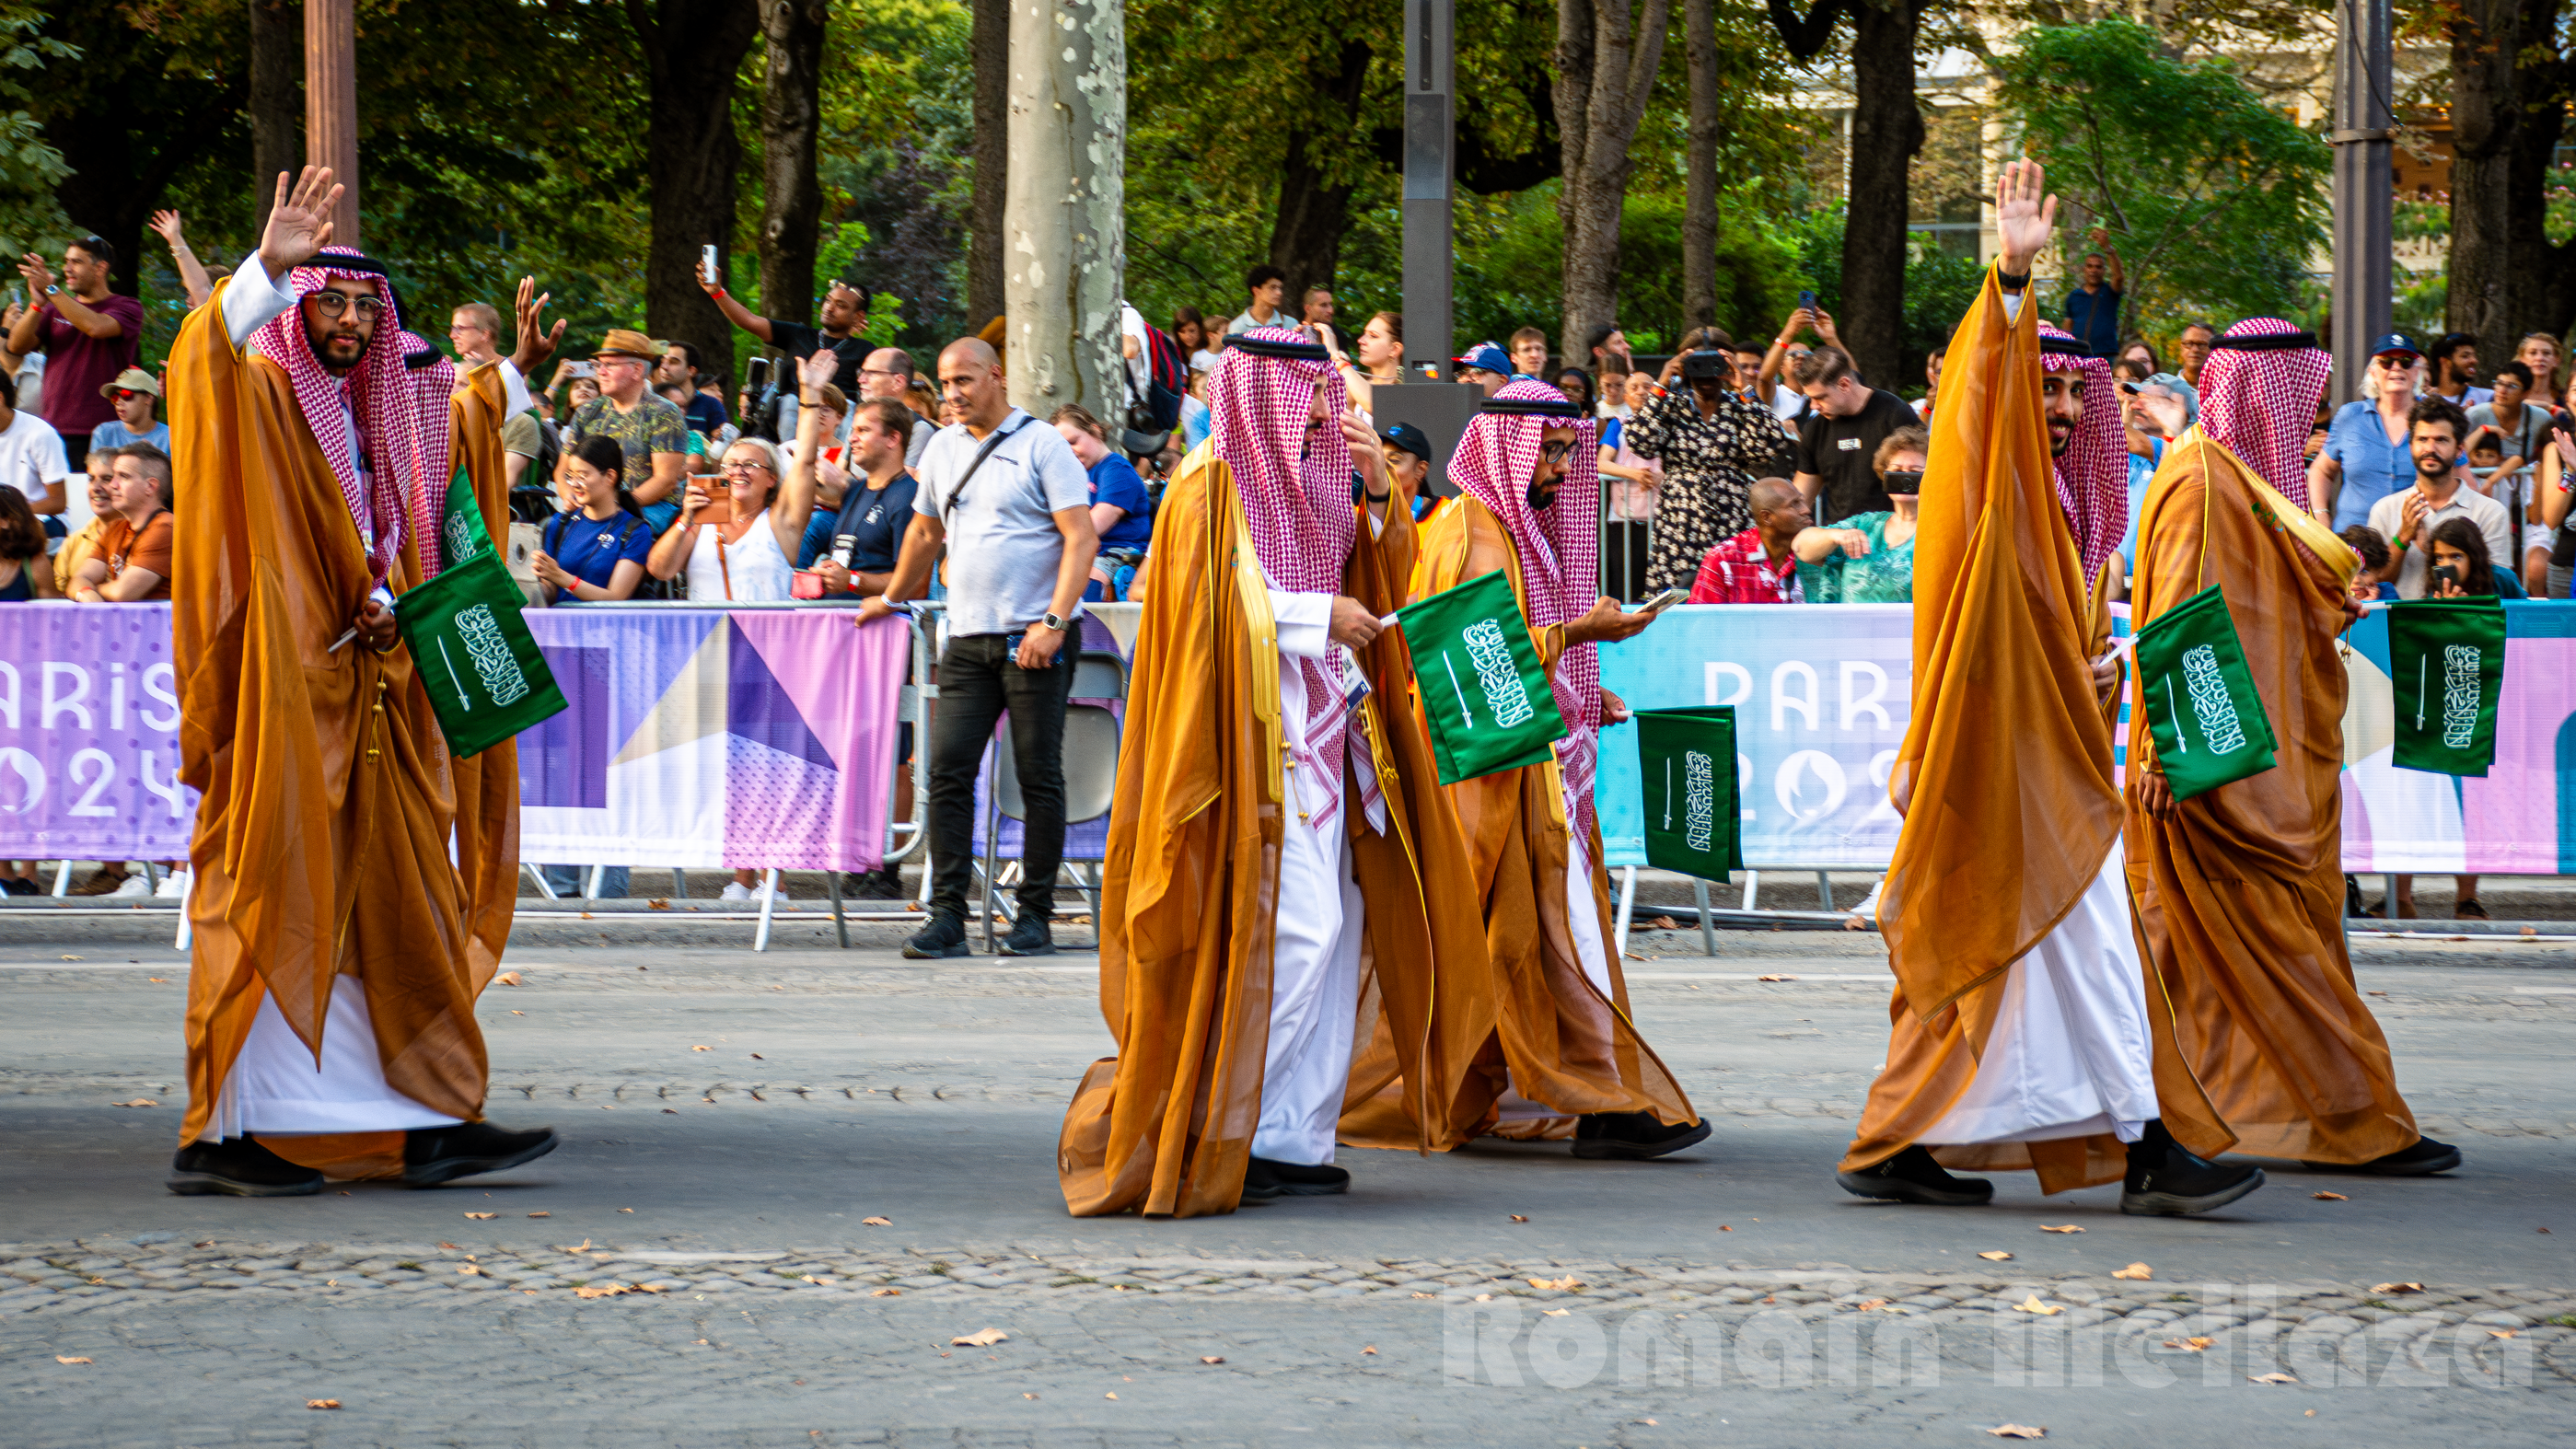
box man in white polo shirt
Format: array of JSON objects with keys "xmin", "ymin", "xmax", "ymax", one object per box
[
  {"xmin": 2367, "ymin": 395, "xmax": 2511, "ymax": 598},
  {"xmin": 858, "ymin": 337, "xmax": 1098, "ymax": 958},
  {"xmin": 0, "ymin": 363, "xmax": 74, "ymax": 538}
]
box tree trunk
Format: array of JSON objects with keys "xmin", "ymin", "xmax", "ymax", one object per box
[
  {"xmin": 630, "ymin": 0, "xmax": 762, "ymax": 392},
  {"xmin": 967, "ymin": 0, "xmax": 1009, "ymax": 331},
  {"xmin": 1837, "ymin": 0, "xmax": 1924, "ymax": 393},
  {"xmin": 249, "ymin": 0, "xmax": 302, "ymax": 231},
  {"xmin": 1267, "ymin": 41, "xmax": 1375, "ymax": 309},
  {"xmin": 2504, "ymin": 0, "xmax": 2572, "ymax": 355},
  {"xmin": 758, "ymin": 0, "xmax": 830, "ymax": 353},
  {"xmin": 1681, "ymin": 0, "xmax": 1718, "ymax": 335},
  {"xmin": 1556, "ymin": 0, "xmax": 1675, "ymax": 366},
  {"xmin": 2443, "ymin": 0, "xmax": 2524, "ymax": 362},
  {"xmin": 1003, "ymin": 0, "xmax": 1124, "ymax": 418}
]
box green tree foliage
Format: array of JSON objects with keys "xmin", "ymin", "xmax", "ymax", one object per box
[
  {"xmin": 0, "ymin": 4, "xmax": 71, "ymax": 254},
  {"xmin": 1990, "ymin": 17, "xmax": 2329, "ymax": 346}
]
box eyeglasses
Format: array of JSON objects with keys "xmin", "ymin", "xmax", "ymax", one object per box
[
  {"xmin": 721, "ymin": 459, "xmax": 775, "ymax": 476},
  {"xmin": 308, "ymin": 294, "xmax": 384, "ymax": 319},
  {"xmin": 110, "ymin": 388, "xmax": 151, "ymax": 403},
  {"xmin": 860, "ymin": 367, "xmax": 905, "ymax": 378},
  {"xmin": 1537, "ymin": 440, "xmax": 1576, "ymax": 465}
]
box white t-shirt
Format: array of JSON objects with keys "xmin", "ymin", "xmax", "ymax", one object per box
[
  {"xmin": 913, "ymin": 408, "xmax": 1094, "ymax": 636},
  {"xmin": 0, "ymin": 407, "xmax": 72, "ymax": 528},
  {"xmin": 2367, "ymin": 481, "xmax": 2512, "ymax": 598}
]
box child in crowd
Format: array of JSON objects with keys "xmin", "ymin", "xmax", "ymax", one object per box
[{"xmin": 2339, "ymin": 524, "xmax": 2400, "ymax": 602}]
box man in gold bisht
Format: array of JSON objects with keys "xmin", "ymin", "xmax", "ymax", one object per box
[
  {"xmin": 1835, "ymin": 161, "xmax": 2263, "ymax": 1215},
  {"xmin": 1340, "ymin": 380, "xmax": 1704, "ymax": 1158},
  {"xmin": 1058, "ymin": 328, "xmax": 1484, "ymax": 1214},
  {"xmin": 2126, "ymin": 319, "xmax": 2460, "ymax": 1177},
  {"xmin": 166, "ymin": 168, "xmax": 561, "ymax": 1195}
]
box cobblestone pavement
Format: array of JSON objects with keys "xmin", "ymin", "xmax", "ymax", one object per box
[{"xmin": 3, "ymin": 927, "xmax": 2571, "ymax": 1444}]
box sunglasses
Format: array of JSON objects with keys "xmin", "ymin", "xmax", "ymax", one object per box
[{"xmin": 111, "ymin": 388, "xmax": 152, "ymax": 403}]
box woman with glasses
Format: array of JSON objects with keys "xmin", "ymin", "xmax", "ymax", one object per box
[{"xmin": 644, "ymin": 350, "xmax": 826, "ymax": 603}]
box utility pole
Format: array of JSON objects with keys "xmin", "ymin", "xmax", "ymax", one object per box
[
  {"xmin": 304, "ymin": 0, "xmax": 359, "ymax": 248},
  {"xmin": 1003, "ymin": 0, "xmax": 1125, "ymax": 418},
  {"xmin": 2328, "ymin": 0, "xmax": 2393, "ymax": 407},
  {"xmin": 1401, "ymin": 0, "xmax": 1453, "ymax": 376}
]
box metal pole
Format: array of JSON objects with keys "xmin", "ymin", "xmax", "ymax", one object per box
[
  {"xmin": 303, "ymin": 0, "xmax": 360, "ymax": 247},
  {"xmin": 1401, "ymin": 0, "xmax": 1455, "ymax": 376},
  {"xmin": 2328, "ymin": 0, "xmax": 2393, "ymax": 408}
]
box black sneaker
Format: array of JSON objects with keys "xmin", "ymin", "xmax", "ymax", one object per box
[
  {"xmin": 1835, "ymin": 1143, "xmax": 1994, "ymax": 1205},
  {"xmin": 0, "ymin": 875, "xmax": 40, "ymax": 896},
  {"xmin": 168, "ymin": 1136, "xmax": 325, "ymax": 1197},
  {"xmin": 2122, "ymin": 1120, "xmax": 2265, "ymax": 1215},
  {"xmin": 401, "ymin": 1121, "xmax": 560, "ymax": 1188},
  {"xmin": 997, "ymin": 913, "xmax": 1056, "ymax": 957},
  {"xmin": 2302, "ymin": 1136, "xmax": 2462, "ymax": 1176},
  {"xmin": 902, "ymin": 912, "xmax": 972, "ymax": 959},
  {"xmin": 1243, "ymin": 1156, "xmax": 1350, "ymax": 1200},
  {"xmin": 842, "ymin": 867, "xmax": 905, "ymax": 899},
  {"xmin": 1572, "ymin": 1110, "xmax": 1712, "ymax": 1160}
]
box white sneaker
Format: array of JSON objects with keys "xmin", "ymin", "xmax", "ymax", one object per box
[
  {"xmin": 154, "ymin": 870, "xmax": 191, "ymax": 898},
  {"xmin": 1846, "ymin": 875, "xmax": 1886, "ymax": 930},
  {"xmin": 719, "ymin": 881, "xmax": 751, "ymax": 901},
  {"xmin": 109, "ymin": 874, "xmax": 152, "ymax": 898}
]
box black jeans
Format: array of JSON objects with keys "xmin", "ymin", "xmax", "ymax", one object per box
[{"xmin": 927, "ymin": 632, "xmax": 1074, "ymax": 921}]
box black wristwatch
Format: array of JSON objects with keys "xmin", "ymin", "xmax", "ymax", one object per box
[{"xmin": 1039, "ymin": 610, "xmax": 1070, "ymax": 632}]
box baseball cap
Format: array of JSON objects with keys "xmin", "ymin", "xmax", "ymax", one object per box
[
  {"xmin": 1378, "ymin": 421, "xmax": 1432, "ymax": 462},
  {"xmin": 2369, "ymin": 332, "xmax": 2421, "ymax": 362},
  {"xmin": 100, "ymin": 366, "xmax": 159, "ymax": 400},
  {"xmin": 2118, "ymin": 371, "xmax": 2199, "ymax": 427},
  {"xmin": 1454, "ymin": 341, "xmax": 1512, "ymax": 376}
]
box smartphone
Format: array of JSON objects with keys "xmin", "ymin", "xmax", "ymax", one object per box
[
  {"xmin": 701, "ymin": 244, "xmax": 719, "ymax": 285},
  {"xmin": 1799, "ymin": 289, "xmax": 1817, "ymax": 313},
  {"xmin": 2432, "ymin": 563, "xmax": 2462, "ymax": 590},
  {"xmin": 746, "ymin": 355, "xmax": 771, "ymax": 392},
  {"xmin": 1635, "ymin": 586, "xmax": 1689, "ymax": 614},
  {"xmin": 692, "ymin": 481, "xmax": 735, "ymax": 526},
  {"xmin": 564, "ymin": 360, "xmax": 594, "ymax": 380}
]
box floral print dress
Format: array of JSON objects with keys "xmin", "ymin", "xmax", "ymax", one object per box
[{"xmin": 1622, "ymin": 386, "xmax": 1794, "ymax": 595}]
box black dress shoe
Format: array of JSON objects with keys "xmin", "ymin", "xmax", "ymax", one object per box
[
  {"xmin": 842, "ymin": 867, "xmax": 905, "ymax": 899},
  {"xmin": 997, "ymin": 914, "xmax": 1056, "ymax": 957},
  {"xmin": 2303, "ymin": 1135, "xmax": 2462, "ymax": 1176},
  {"xmin": 402, "ymin": 1121, "xmax": 560, "ymax": 1188},
  {"xmin": 902, "ymin": 912, "xmax": 972, "ymax": 959},
  {"xmin": 1572, "ymin": 1110, "xmax": 1712, "ymax": 1160},
  {"xmin": 1835, "ymin": 1143, "xmax": 1994, "ymax": 1205},
  {"xmin": 168, "ymin": 1135, "xmax": 325, "ymax": 1197},
  {"xmin": 1243, "ymin": 1155, "xmax": 1351, "ymax": 1200},
  {"xmin": 2122, "ymin": 1121, "xmax": 2264, "ymax": 1215}
]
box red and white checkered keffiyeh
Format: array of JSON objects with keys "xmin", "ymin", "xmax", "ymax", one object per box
[
  {"xmin": 2199, "ymin": 317, "xmax": 2331, "ymax": 510},
  {"xmin": 1209, "ymin": 328, "xmax": 1375, "ymax": 829},
  {"xmin": 2036, "ymin": 322, "xmax": 2125, "ymax": 585},
  {"xmin": 244, "ymin": 248, "xmax": 442, "ymax": 586},
  {"xmin": 400, "ymin": 331, "xmax": 462, "ymax": 577},
  {"xmin": 1450, "ymin": 380, "xmax": 1606, "ymax": 837}
]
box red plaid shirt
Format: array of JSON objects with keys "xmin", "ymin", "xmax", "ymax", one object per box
[{"xmin": 1687, "ymin": 527, "xmax": 1803, "ymax": 603}]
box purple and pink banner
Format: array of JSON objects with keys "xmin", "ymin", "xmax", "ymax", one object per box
[{"xmin": 0, "ymin": 603, "xmax": 197, "ymax": 860}]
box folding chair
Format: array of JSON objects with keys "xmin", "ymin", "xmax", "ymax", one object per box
[{"xmin": 978, "ymin": 655, "xmax": 1125, "ymax": 949}]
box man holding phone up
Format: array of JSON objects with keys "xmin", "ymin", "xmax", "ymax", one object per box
[
  {"xmin": 856, "ymin": 339, "xmax": 1097, "ymax": 959},
  {"xmin": 1343, "ymin": 380, "xmax": 1709, "ymax": 1163}
]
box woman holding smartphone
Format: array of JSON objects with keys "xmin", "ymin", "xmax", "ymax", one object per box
[
  {"xmin": 644, "ymin": 350, "xmax": 825, "ymax": 601},
  {"xmin": 530, "ymin": 436, "xmax": 653, "ymax": 603}
]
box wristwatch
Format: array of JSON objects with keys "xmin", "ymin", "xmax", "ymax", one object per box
[{"xmin": 1039, "ymin": 611, "xmax": 1069, "ymax": 632}]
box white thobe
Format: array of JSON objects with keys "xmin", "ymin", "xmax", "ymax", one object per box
[
  {"xmin": 1918, "ymin": 839, "xmax": 2156, "ymax": 1146},
  {"xmin": 197, "ymin": 257, "xmax": 531, "ymax": 1142}
]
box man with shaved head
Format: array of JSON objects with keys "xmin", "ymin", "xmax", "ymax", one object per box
[
  {"xmin": 1684, "ymin": 475, "xmax": 1810, "ymax": 602},
  {"xmin": 859, "ymin": 336, "xmax": 1099, "ymax": 959}
]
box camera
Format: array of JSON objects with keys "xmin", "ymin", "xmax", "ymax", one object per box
[{"xmin": 1679, "ymin": 350, "xmax": 1732, "ymax": 386}]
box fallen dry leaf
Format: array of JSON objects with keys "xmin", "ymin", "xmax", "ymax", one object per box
[
  {"xmin": 1104, "ymin": 1392, "xmax": 1118, "ymax": 1400},
  {"xmin": 510, "ymin": 1010, "xmax": 525, "ymax": 1015},
  {"xmin": 1987, "ymin": 1426, "xmax": 2047, "ymax": 1440},
  {"xmin": 1650, "ymin": 916, "xmax": 1679, "ymax": 930},
  {"xmin": 306, "ymin": 1399, "xmax": 342, "ymax": 1410},
  {"xmin": 1472, "ymin": 1293, "xmax": 1492, "ymax": 1303},
  {"xmin": 619, "ymin": 1208, "xmax": 634, "ymax": 1212},
  {"xmin": 1528, "ymin": 1276, "xmax": 1585, "ymax": 1292},
  {"xmin": 2489, "ymin": 1329, "xmax": 2519, "ymax": 1339},
  {"xmin": 2112, "ymin": 1263, "xmax": 2153, "ymax": 1281},
  {"xmin": 2248, "ymin": 1372, "xmax": 2299, "ymax": 1385},
  {"xmin": 951, "ymin": 1327, "xmax": 1008, "ymax": 1348},
  {"xmin": 1200, "ymin": 1355, "xmax": 1225, "ymax": 1364},
  {"xmin": 569, "ymin": 1239, "xmax": 592, "ymax": 1253},
  {"xmin": 2013, "ymin": 1296, "xmax": 2063, "ymax": 1316},
  {"xmin": 2164, "ymin": 1337, "xmax": 2215, "ymax": 1353},
  {"xmin": 1022, "ymin": 1392, "xmax": 1038, "ymax": 1399},
  {"xmin": 2366, "ymin": 990, "xmax": 2387, "ymax": 996},
  {"xmin": 54, "ymin": 1356, "xmax": 90, "ymax": 1364},
  {"xmin": 750, "ymin": 1053, "xmax": 763, "ymax": 1060},
  {"xmin": 438, "ymin": 1243, "xmax": 460, "ymax": 1250},
  {"xmin": 1412, "ymin": 1292, "xmax": 1435, "ymax": 1299},
  {"xmin": 1757, "ymin": 974, "xmax": 1796, "ymax": 982},
  {"xmin": 59, "ymin": 955, "xmax": 81, "ymax": 961},
  {"xmin": 458, "ymin": 1265, "xmax": 487, "ymax": 1277},
  {"xmin": 526, "ymin": 1211, "xmax": 550, "ymax": 1218},
  {"xmin": 495, "ymin": 971, "xmax": 522, "ymax": 986},
  {"xmin": 1719, "ymin": 1224, "xmax": 1731, "ymax": 1231},
  {"xmin": 463, "ymin": 1211, "xmax": 496, "ymax": 1220},
  {"xmin": 691, "ymin": 1045, "xmax": 711, "ymax": 1051},
  {"xmin": 1542, "ymin": 1308, "xmax": 1572, "ymax": 1317},
  {"xmin": 1362, "ymin": 1345, "xmax": 1379, "ymax": 1354},
  {"xmin": 572, "ymin": 1283, "xmax": 636, "ymax": 1299},
  {"xmin": 862, "ymin": 1215, "xmax": 892, "ymax": 1226},
  {"xmin": 2313, "ymin": 1191, "xmax": 2348, "ymax": 1201},
  {"xmin": 648, "ymin": 898, "xmax": 672, "ymax": 911},
  {"xmin": 1978, "ymin": 1251, "xmax": 2014, "ymax": 1261},
  {"xmin": 799, "ymin": 1275, "xmax": 837, "ymax": 1286},
  {"xmin": 147, "ymin": 977, "xmax": 167, "ymax": 982},
  {"xmin": 1508, "ymin": 1214, "xmax": 1529, "ymax": 1223},
  {"xmin": 110, "ymin": 1098, "xmax": 157, "ymax": 1108},
  {"xmin": 2371, "ymin": 1282, "xmax": 2425, "ymax": 1295},
  {"xmin": 2038, "ymin": 1224, "xmax": 2083, "ymax": 1234}
]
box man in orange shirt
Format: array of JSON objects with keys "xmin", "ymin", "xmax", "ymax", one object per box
[{"xmin": 69, "ymin": 443, "xmax": 171, "ymax": 601}]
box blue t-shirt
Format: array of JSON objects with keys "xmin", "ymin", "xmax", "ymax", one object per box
[
  {"xmin": 89, "ymin": 419, "xmax": 171, "ymax": 455},
  {"xmin": 1087, "ymin": 452, "xmax": 1154, "ymax": 551},
  {"xmin": 829, "ymin": 470, "xmax": 922, "ymax": 574},
  {"xmin": 797, "ymin": 507, "xmax": 838, "ymax": 570},
  {"xmin": 1599, "ymin": 417, "xmax": 1623, "ymax": 452},
  {"xmin": 2322, "ymin": 400, "xmax": 2416, "ymax": 531},
  {"xmin": 2063, "ymin": 285, "xmax": 2122, "ymax": 358},
  {"xmin": 2117, "ymin": 435, "xmax": 2164, "ymax": 572},
  {"xmin": 543, "ymin": 509, "xmax": 655, "ymax": 591}
]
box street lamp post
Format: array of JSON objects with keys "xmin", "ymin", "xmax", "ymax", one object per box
[{"xmin": 2328, "ymin": 0, "xmax": 2394, "ymax": 407}]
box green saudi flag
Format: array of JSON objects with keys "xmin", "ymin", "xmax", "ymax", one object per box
[
  {"xmin": 1393, "ymin": 568, "xmax": 1566, "ymax": 786},
  {"xmin": 1635, "ymin": 706, "xmax": 1743, "ymax": 879},
  {"xmin": 2132, "ymin": 583, "xmax": 2278, "ymax": 803},
  {"xmin": 392, "ymin": 466, "xmax": 568, "ymax": 759},
  {"xmin": 2386, "ymin": 597, "xmax": 2506, "ymax": 776}
]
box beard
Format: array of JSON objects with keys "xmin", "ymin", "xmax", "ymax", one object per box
[
  {"xmin": 2416, "ymin": 452, "xmax": 2454, "ymax": 479},
  {"xmin": 2048, "ymin": 422, "xmax": 2073, "ymax": 458},
  {"xmin": 1526, "ymin": 478, "xmax": 1558, "ymax": 511}
]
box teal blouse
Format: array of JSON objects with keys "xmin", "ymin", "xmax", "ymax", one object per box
[{"xmin": 1797, "ymin": 511, "xmax": 1917, "ymax": 604}]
